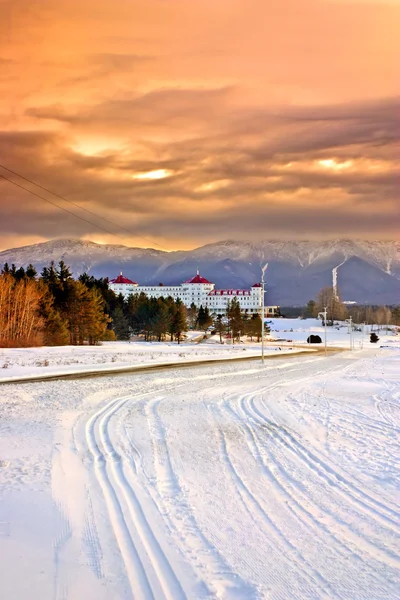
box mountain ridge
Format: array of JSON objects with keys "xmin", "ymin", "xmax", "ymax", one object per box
[{"xmin": 1, "ymin": 238, "xmax": 399, "ymax": 305}]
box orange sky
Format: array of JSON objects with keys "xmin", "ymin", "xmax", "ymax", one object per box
[{"xmin": 0, "ymin": 0, "xmax": 399, "ymax": 251}]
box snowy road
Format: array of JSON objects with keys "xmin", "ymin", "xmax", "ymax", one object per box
[{"xmin": 1, "ymin": 350, "xmax": 399, "ymax": 599}]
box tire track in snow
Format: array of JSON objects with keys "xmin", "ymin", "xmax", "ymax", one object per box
[
  {"xmin": 208, "ymin": 399, "xmax": 335, "ymax": 600},
  {"xmin": 85, "ymin": 393, "xmax": 186, "ymax": 600},
  {"xmin": 85, "ymin": 395, "xmax": 153, "ymax": 600},
  {"xmin": 253, "ymin": 393, "xmax": 400, "ymax": 531},
  {"xmin": 245, "ymin": 395, "xmax": 400, "ymax": 568},
  {"xmin": 145, "ymin": 396, "xmax": 255, "ymax": 599},
  {"xmin": 97, "ymin": 398, "xmax": 186, "ymax": 600},
  {"xmin": 53, "ymin": 497, "xmax": 72, "ymax": 600},
  {"xmin": 82, "ymin": 490, "xmax": 103, "ymax": 579},
  {"xmin": 229, "ymin": 392, "xmax": 398, "ymax": 595}
]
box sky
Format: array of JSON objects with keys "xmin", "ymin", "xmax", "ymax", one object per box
[{"xmin": 0, "ymin": 0, "xmax": 399, "ymax": 251}]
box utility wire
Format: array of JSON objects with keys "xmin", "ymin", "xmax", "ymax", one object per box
[
  {"xmin": 0, "ymin": 163, "xmax": 167, "ymax": 251},
  {"xmin": 0, "ymin": 172, "xmax": 134, "ymax": 244}
]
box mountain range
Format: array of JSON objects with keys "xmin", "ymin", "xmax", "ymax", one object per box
[{"xmin": 1, "ymin": 238, "xmax": 399, "ymax": 306}]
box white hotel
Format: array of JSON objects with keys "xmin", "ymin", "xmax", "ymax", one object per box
[{"xmin": 109, "ymin": 270, "xmax": 280, "ymax": 316}]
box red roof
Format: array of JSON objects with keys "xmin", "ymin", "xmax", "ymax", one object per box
[
  {"xmin": 252, "ymin": 283, "xmax": 262, "ymax": 287},
  {"xmin": 209, "ymin": 290, "xmax": 251, "ymax": 296},
  {"xmin": 185, "ymin": 271, "xmax": 212, "ymax": 284},
  {"xmin": 110, "ymin": 273, "xmax": 137, "ymax": 285}
]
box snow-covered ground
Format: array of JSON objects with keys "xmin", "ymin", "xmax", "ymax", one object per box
[
  {"xmin": 0, "ymin": 336, "xmax": 298, "ymax": 382},
  {"xmin": 1, "ymin": 318, "xmax": 397, "ymax": 382},
  {"xmin": 0, "ymin": 346, "xmax": 399, "ymax": 599},
  {"xmin": 267, "ymin": 318, "xmax": 399, "ymax": 348}
]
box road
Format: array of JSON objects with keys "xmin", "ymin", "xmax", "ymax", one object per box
[{"xmin": 1, "ymin": 349, "xmax": 399, "ymax": 599}]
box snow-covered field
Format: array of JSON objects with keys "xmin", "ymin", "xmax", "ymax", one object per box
[
  {"xmin": 1, "ymin": 318, "xmax": 397, "ymax": 383},
  {"xmin": 0, "ymin": 345, "xmax": 399, "ymax": 599},
  {"xmin": 0, "ymin": 336, "xmax": 298, "ymax": 382},
  {"xmin": 267, "ymin": 318, "xmax": 399, "ymax": 348}
]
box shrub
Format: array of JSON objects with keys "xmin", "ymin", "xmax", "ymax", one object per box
[{"xmin": 307, "ymin": 335, "xmax": 322, "ymax": 344}]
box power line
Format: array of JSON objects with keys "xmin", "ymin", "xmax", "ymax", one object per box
[
  {"xmin": 0, "ymin": 163, "xmax": 168, "ymax": 251},
  {"xmin": 0, "ymin": 172, "xmax": 132, "ymax": 243}
]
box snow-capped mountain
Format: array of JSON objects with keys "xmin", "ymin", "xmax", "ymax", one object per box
[{"xmin": 1, "ymin": 238, "xmax": 399, "ymax": 305}]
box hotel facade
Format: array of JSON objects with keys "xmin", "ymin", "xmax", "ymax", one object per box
[{"xmin": 109, "ymin": 270, "xmax": 280, "ymax": 317}]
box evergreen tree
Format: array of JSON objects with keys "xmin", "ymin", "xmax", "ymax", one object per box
[
  {"xmin": 214, "ymin": 314, "xmax": 226, "ymax": 343},
  {"xmin": 171, "ymin": 299, "xmax": 188, "ymax": 344},
  {"xmin": 15, "ymin": 266, "xmax": 26, "ymax": 281},
  {"xmin": 187, "ymin": 302, "xmax": 198, "ymax": 329},
  {"xmin": 247, "ymin": 313, "xmax": 263, "ymax": 341},
  {"xmin": 26, "ymin": 264, "xmax": 37, "ymax": 279},
  {"xmin": 42, "ymin": 307, "xmax": 70, "ymax": 346},
  {"xmin": 38, "ymin": 282, "xmax": 70, "ymax": 346},
  {"xmin": 151, "ymin": 298, "xmax": 171, "ymax": 341},
  {"xmin": 112, "ymin": 305, "xmax": 131, "ymax": 340},
  {"xmin": 306, "ymin": 299, "xmax": 317, "ymax": 318},
  {"xmin": 166, "ymin": 297, "xmax": 178, "ymax": 342},
  {"xmin": 197, "ymin": 305, "xmax": 213, "ymax": 332},
  {"xmin": 70, "ymin": 283, "xmax": 110, "ymax": 345},
  {"xmin": 227, "ymin": 298, "xmax": 242, "ymax": 341},
  {"xmin": 1, "ymin": 262, "xmax": 10, "ymax": 275}
]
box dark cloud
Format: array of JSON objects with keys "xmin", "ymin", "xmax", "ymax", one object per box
[
  {"xmin": 2, "ymin": 93, "xmax": 400, "ymax": 249},
  {"xmin": 1, "ymin": 0, "xmax": 400, "ymax": 249}
]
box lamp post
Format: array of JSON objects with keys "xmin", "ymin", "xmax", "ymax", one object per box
[
  {"xmin": 318, "ymin": 307, "xmax": 328, "ymax": 356},
  {"xmin": 346, "ymin": 316, "xmax": 353, "ymax": 351},
  {"xmin": 261, "ymin": 263, "xmax": 268, "ymax": 364}
]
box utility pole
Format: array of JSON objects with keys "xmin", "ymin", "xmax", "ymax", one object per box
[
  {"xmin": 318, "ymin": 307, "xmax": 328, "ymax": 356},
  {"xmin": 346, "ymin": 316, "xmax": 353, "ymax": 350},
  {"xmin": 261, "ymin": 263, "xmax": 268, "ymax": 364}
]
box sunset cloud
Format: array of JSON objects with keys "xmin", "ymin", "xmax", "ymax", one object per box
[{"xmin": 0, "ymin": 0, "xmax": 399, "ymax": 251}]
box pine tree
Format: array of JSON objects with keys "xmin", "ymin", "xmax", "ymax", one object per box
[
  {"xmin": 26, "ymin": 264, "xmax": 37, "ymax": 279},
  {"xmin": 151, "ymin": 298, "xmax": 171, "ymax": 341},
  {"xmin": 166, "ymin": 297, "xmax": 177, "ymax": 342},
  {"xmin": 214, "ymin": 314, "xmax": 226, "ymax": 343},
  {"xmin": 135, "ymin": 292, "xmax": 153, "ymax": 340},
  {"xmin": 1, "ymin": 262, "xmax": 10, "ymax": 275},
  {"xmin": 227, "ymin": 297, "xmax": 242, "ymax": 341},
  {"xmin": 247, "ymin": 313, "xmax": 263, "ymax": 341},
  {"xmin": 15, "ymin": 266, "xmax": 26, "ymax": 281},
  {"xmin": 39, "ymin": 283, "xmax": 69, "ymax": 346},
  {"xmin": 187, "ymin": 302, "xmax": 198, "ymax": 329},
  {"xmin": 306, "ymin": 300, "xmax": 317, "ymax": 318},
  {"xmin": 197, "ymin": 305, "xmax": 213, "ymax": 332},
  {"xmin": 171, "ymin": 299, "xmax": 188, "ymax": 344},
  {"xmin": 112, "ymin": 305, "xmax": 131, "ymax": 340}
]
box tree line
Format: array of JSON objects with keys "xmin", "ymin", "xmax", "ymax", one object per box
[
  {"xmin": 305, "ymin": 286, "xmax": 400, "ymax": 327},
  {"xmin": 0, "ymin": 261, "xmax": 272, "ymax": 347},
  {"xmin": 0, "ymin": 261, "xmax": 112, "ymax": 347},
  {"xmin": 110, "ymin": 293, "xmax": 268, "ymax": 343}
]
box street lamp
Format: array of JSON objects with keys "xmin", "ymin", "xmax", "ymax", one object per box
[
  {"xmin": 318, "ymin": 307, "xmax": 328, "ymax": 356},
  {"xmin": 345, "ymin": 316, "xmax": 353, "ymax": 351},
  {"xmin": 261, "ymin": 263, "xmax": 268, "ymax": 364}
]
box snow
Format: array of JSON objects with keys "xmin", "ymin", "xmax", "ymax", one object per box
[
  {"xmin": 0, "ymin": 336, "xmax": 299, "ymax": 382},
  {"xmin": 267, "ymin": 317, "xmax": 400, "ymax": 348},
  {"xmin": 1, "ymin": 319, "xmax": 397, "ymax": 383},
  {"xmin": 0, "ymin": 345, "xmax": 399, "ymax": 599}
]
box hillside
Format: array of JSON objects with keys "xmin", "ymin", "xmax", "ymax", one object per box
[{"xmin": 1, "ymin": 238, "xmax": 399, "ymax": 305}]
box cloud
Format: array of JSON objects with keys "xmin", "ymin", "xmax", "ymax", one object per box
[{"xmin": 1, "ymin": 0, "xmax": 399, "ymax": 250}]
